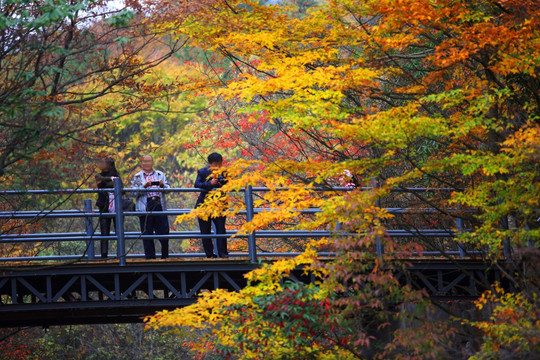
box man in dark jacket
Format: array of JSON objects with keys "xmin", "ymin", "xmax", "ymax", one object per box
[{"xmin": 195, "ymin": 153, "xmax": 228, "ymax": 258}]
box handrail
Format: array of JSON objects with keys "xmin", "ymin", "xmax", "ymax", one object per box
[
  {"xmin": 0, "ymin": 230, "xmax": 463, "ymax": 244},
  {"xmin": 0, "ymin": 180, "xmax": 470, "ymax": 265},
  {"xmin": 0, "ymin": 207, "xmax": 477, "ymax": 219},
  {"xmin": 0, "ymin": 186, "xmax": 461, "ymax": 196}
]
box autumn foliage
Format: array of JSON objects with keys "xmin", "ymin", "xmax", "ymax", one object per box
[
  {"xmin": 0, "ymin": 0, "xmax": 539, "ymax": 358},
  {"xmin": 144, "ymin": 0, "xmax": 540, "ymax": 358}
]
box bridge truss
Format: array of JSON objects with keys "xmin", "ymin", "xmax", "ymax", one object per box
[{"xmin": 0, "ymin": 259, "xmax": 508, "ymax": 327}]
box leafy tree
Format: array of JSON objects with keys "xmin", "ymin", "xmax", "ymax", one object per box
[
  {"xmin": 0, "ymin": 324, "xmax": 192, "ymax": 360},
  {"xmin": 0, "ymin": 0, "xmax": 187, "ymax": 259},
  {"xmin": 146, "ymin": 0, "xmax": 539, "ymax": 359},
  {"xmin": 0, "ymin": 0, "xmax": 183, "ymax": 189}
]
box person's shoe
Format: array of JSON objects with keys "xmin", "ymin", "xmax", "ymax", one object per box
[
  {"xmin": 206, "ymin": 254, "xmax": 217, "ymax": 259},
  {"xmin": 221, "ymin": 254, "xmax": 229, "ymax": 259},
  {"xmin": 101, "ymin": 253, "xmax": 107, "ymax": 259}
]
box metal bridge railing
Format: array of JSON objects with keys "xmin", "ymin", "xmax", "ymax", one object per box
[{"xmin": 0, "ymin": 179, "xmax": 471, "ymax": 265}]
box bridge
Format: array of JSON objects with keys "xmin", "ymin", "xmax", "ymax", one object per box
[{"xmin": 0, "ymin": 181, "xmax": 509, "ymax": 327}]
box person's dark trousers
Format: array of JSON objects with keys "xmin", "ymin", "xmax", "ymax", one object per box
[
  {"xmin": 139, "ymin": 197, "xmax": 169, "ymax": 259},
  {"xmin": 198, "ymin": 216, "xmax": 228, "ymax": 258},
  {"xmin": 98, "ymin": 208, "xmax": 115, "ymax": 258}
]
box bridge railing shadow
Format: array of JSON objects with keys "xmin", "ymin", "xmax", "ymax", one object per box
[{"xmin": 0, "ymin": 180, "xmax": 480, "ymax": 265}]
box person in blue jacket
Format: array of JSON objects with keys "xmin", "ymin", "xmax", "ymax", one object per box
[{"xmin": 195, "ymin": 153, "xmax": 228, "ymax": 258}]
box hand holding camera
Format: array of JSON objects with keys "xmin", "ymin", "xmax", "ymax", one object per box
[
  {"xmin": 144, "ymin": 180, "xmax": 163, "ymax": 188},
  {"xmin": 210, "ymin": 174, "xmax": 226, "ymax": 187}
]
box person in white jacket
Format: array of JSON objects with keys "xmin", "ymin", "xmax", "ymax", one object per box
[{"xmin": 131, "ymin": 155, "xmax": 170, "ymax": 259}]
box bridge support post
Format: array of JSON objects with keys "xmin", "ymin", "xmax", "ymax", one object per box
[
  {"xmin": 456, "ymin": 217, "xmax": 466, "ymax": 257},
  {"xmin": 113, "ymin": 178, "xmax": 126, "ymax": 266},
  {"xmin": 497, "ymin": 199, "xmax": 512, "ymax": 261},
  {"xmin": 84, "ymin": 199, "xmax": 95, "ymax": 260},
  {"xmin": 375, "ymin": 199, "xmax": 384, "ymax": 256},
  {"xmin": 500, "ymin": 215, "xmax": 512, "ymax": 261},
  {"xmin": 372, "ymin": 178, "xmax": 384, "ymax": 256},
  {"xmin": 245, "ymin": 185, "xmax": 257, "ymax": 263}
]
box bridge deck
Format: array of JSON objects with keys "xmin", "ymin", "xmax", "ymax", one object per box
[{"xmin": 0, "ymin": 257, "xmax": 504, "ymax": 328}]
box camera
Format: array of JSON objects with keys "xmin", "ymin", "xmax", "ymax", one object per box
[
  {"xmin": 151, "ymin": 181, "xmax": 160, "ymax": 186},
  {"xmin": 218, "ymin": 175, "xmax": 226, "ymax": 184}
]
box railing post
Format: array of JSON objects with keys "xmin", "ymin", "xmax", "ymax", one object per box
[
  {"xmin": 455, "ymin": 216, "xmax": 466, "ymax": 257},
  {"xmin": 244, "ymin": 185, "xmax": 257, "ymax": 263},
  {"xmin": 500, "ymin": 214, "xmax": 512, "ymax": 261},
  {"xmin": 113, "ymin": 178, "xmax": 126, "ymax": 266},
  {"xmin": 372, "ymin": 178, "xmax": 384, "ymax": 256},
  {"xmin": 498, "ymin": 199, "xmax": 512, "ymax": 261},
  {"xmin": 211, "ymin": 222, "xmax": 218, "ymax": 258},
  {"xmin": 84, "ymin": 199, "xmax": 95, "ymax": 260}
]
